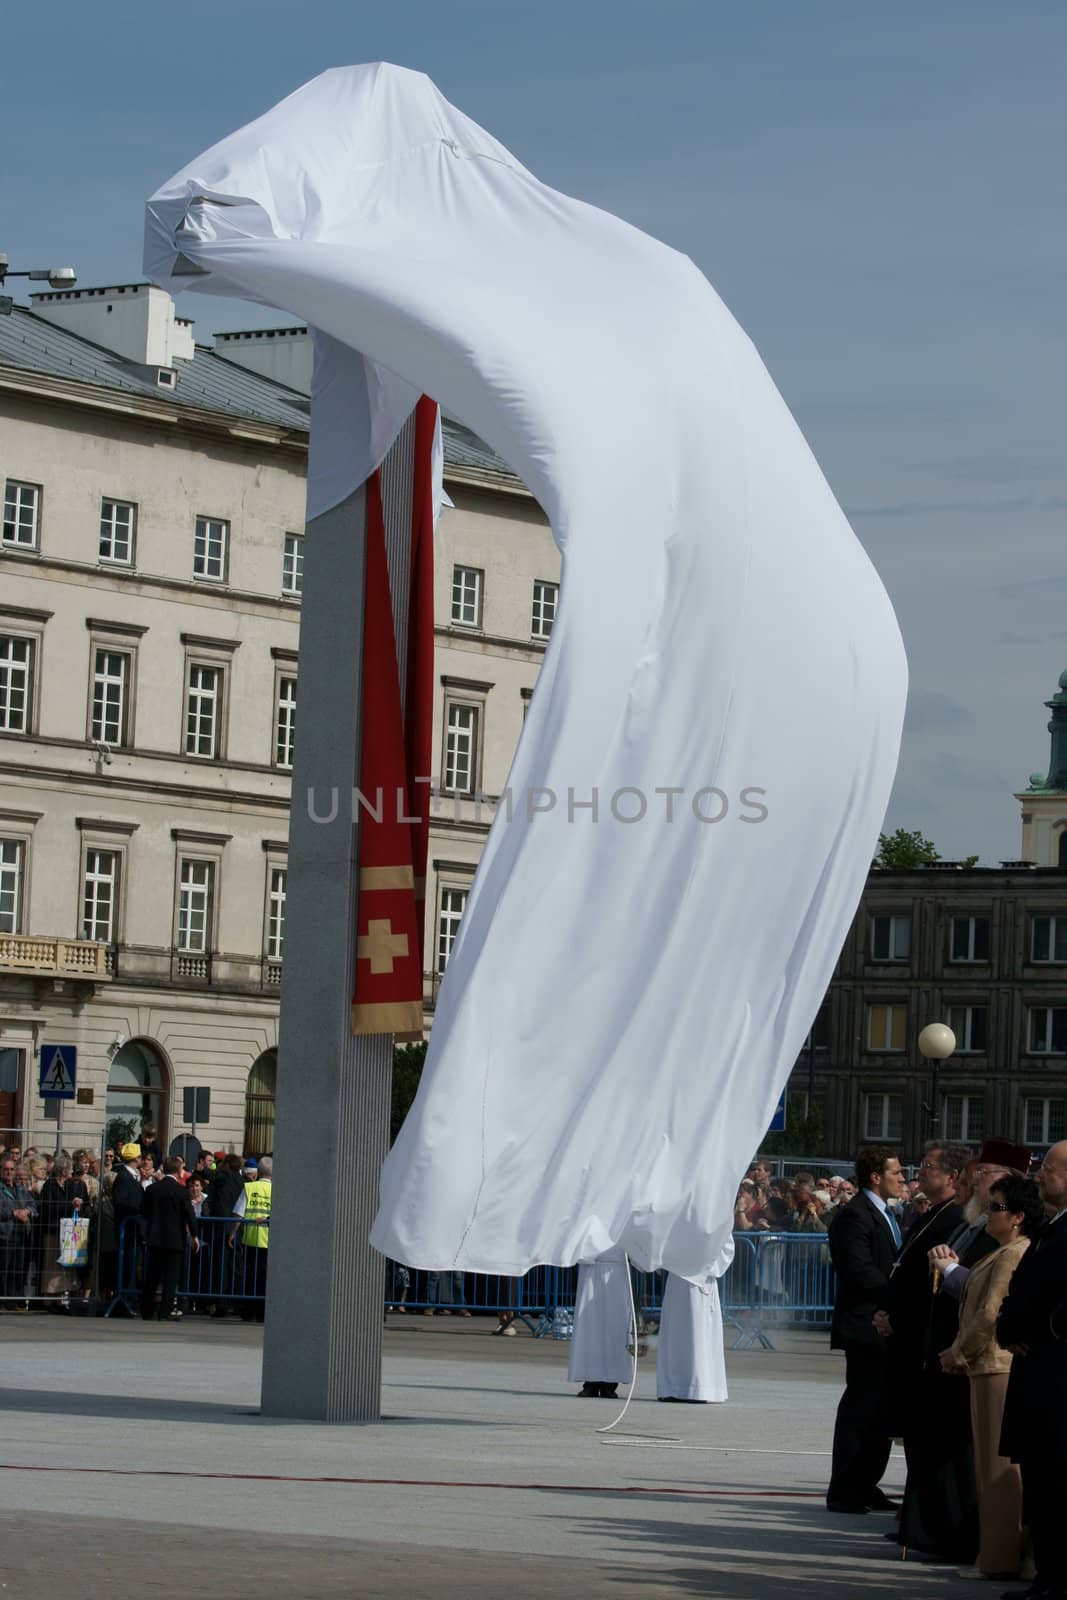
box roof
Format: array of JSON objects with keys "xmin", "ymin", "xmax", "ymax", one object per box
[{"xmin": 0, "ymin": 305, "xmax": 520, "ymax": 488}]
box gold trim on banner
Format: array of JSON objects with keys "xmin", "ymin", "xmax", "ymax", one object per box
[
  {"xmin": 350, "ymin": 999, "xmax": 425, "ymax": 1036},
  {"xmin": 359, "ymin": 865, "xmax": 415, "ymax": 891}
]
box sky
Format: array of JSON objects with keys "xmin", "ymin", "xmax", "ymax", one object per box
[{"xmin": 4, "ymin": 1, "xmax": 1065, "ymax": 862}]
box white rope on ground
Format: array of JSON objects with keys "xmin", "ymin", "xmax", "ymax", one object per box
[{"xmin": 595, "ymin": 1252, "xmax": 639, "ymax": 1434}]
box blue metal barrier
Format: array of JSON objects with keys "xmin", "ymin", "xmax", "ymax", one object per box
[
  {"xmin": 107, "ymin": 1215, "xmax": 270, "ymax": 1318},
  {"xmin": 387, "ymin": 1234, "xmax": 835, "ymax": 1351},
  {"xmin": 108, "ymin": 1223, "xmax": 836, "ymax": 1349}
]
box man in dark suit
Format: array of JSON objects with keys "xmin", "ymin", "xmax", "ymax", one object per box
[
  {"xmin": 881, "ymin": 1140, "xmax": 973, "ymax": 1560},
  {"xmin": 111, "ymin": 1142, "xmax": 146, "ymax": 1311},
  {"xmin": 997, "ymin": 1139, "xmax": 1067, "ymax": 1600},
  {"xmin": 825, "ymin": 1144, "xmax": 905, "ymax": 1513},
  {"xmin": 139, "ymin": 1155, "xmax": 199, "ymax": 1321}
]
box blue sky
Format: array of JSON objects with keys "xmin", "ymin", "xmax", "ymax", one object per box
[{"xmin": 5, "ymin": 1, "xmax": 1065, "ymax": 860}]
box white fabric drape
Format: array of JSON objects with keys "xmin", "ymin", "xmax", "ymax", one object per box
[{"xmin": 145, "ymin": 64, "xmax": 906, "ymax": 1283}]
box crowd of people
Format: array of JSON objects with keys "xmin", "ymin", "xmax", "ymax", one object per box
[
  {"xmin": 0, "ymin": 1132, "xmax": 271, "ymax": 1321},
  {"xmin": 825, "ymin": 1135, "xmax": 1067, "ymax": 1600},
  {"xmin": 734, "ymin": 1161, "xmax": 937, "ymax": 1237}
]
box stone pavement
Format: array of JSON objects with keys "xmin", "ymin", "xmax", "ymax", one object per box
[{"xmin": 0, "ymin": 1315, "xmax": 991, "ymax": 1599}]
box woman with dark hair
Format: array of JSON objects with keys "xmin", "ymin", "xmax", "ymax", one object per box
[
  {"xmin": 38, "ymin": 1156, "xmax": 90, "ymax": 1301},
  {"xmin": 940, "ymin": 1174, "xmax": 1044, "ymax": 1579}
]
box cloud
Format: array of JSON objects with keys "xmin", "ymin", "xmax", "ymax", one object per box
[{"xmin": 904, "ymin": 689, "xmax": 973, "ymax": 735}]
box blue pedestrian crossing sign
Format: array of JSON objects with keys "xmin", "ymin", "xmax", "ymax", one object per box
[
  {"xmin": 768, "ymin": 1090, "xmax": 787, "ymax": 1134},
  {"xmin": 39, "ymin": 1045, "xmax": 77, "ymax": 1099}
]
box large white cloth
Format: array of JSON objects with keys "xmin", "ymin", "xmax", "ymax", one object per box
[
  {"xmin": 145, "ymin": 64, "xmax": 907, "ymax": 1282},
  {"xmin": 657, "ymin": 1275, "xmax": 728, "ymax": 1403},
  {"xmin": 566, "ymin": 1258, "xmax": 633, "ymax": 1386}
]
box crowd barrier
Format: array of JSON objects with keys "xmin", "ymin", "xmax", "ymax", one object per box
[
  {"xmin": 108, "ymin": 1215, "xmax": 271, "ymax": 1318},
  {"xmin": 0, "ymin": 1126, "xmax": 108, "ymax": 1312},
  {"xmin": 106, "ymin": 1225, "xmax": 835, "ymax": 1346}
]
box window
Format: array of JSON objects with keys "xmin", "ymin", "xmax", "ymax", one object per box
[
  {"xmin": 944, "ymin": 1094, "xmax": 985, "ymax": 1144},
  {"xmin": 282, "ymin": 533, "xmax": 303, "ymax": 596},
  {"xmin": 866, "ymin": 1003, "xmax": 907, "ymax": 1052},
  {"xmin": 531, "ymin": 579, "xmax": 558, "ymax": 640},
  {"xmin": 0, "ymin": 839, "xmax": 23, "ymax": 934},
  {"xmin": 0, "ymin": 637, "xmax": 34, "ymax": 733},
  {"xmin": 267, "ymin": 866, "xmax": 287, "ymax": 961},
  {"xmin": 2, "ymin": 480, "xmax": 40, "ymax": 549},
  {"xmin": 107, "ymin": 1041, "xmax": 168, "ymax": 1146},
  {"xmin": 444, "ymin": 702, "xmax": 478, "ymax": 794},
  {"xmin": 1031, "ymin": 916, "xmax": 1067, "ymax": 964},
  {"xmin": 82, "ymin": 849, "xmax": 117, "ymax": 943},
  {"xmin": 1025, "ymin": 1098, "xmax": 1066, "ymax": 1146},
  {"xmin": 275, "ymin": 676, "xmax": 297, "ymax": 769},
  {"xmin": 864, "ymin": 1093, "xmax": 903, "ymax": 1141},
  {"xmin": 193, "ymin": 516, "xmax": 228, "ymax": 581},
  {"xmin": 870, "ymin": 914, "xmax": 911, "ymax": 962},
  {"xmin": 90, "ymin": 649, "xmax": 130, "ymax": 747},
  {"xmin": 99, "ymin": 499, "xmax": 136, "ymax": 566},
  {"xmin": 950, "ymin": 915, "xmax": 990, "ymax": 963},
  {"xmin": 177, "ymin": 860, "xmax": 214, "ymax": 952},
  {"xmin": 451, "ymin": 565, "xmax": 483, "ymax": 628},
  {"xmin": 1028, "ymin": 1007, "xmax": 1067, "ymax": 1055},
  {"xmin": 803, "ymin": 998, "xmax": 832, "ymax": 1052},
  {"xmin": 244, "ymin": 1050, "xmax": 277, "ymax": 1154},
  {"xmin": 948, "ymin": 1005, "xmax": 987, "ymax": 1053},
  {"xmin": 185, "ymin": 665, "xmax": 222, "ymax": 758},
  {"xmin": 437, "ymin": 887, "xmax": 468, "ymax": 974}
]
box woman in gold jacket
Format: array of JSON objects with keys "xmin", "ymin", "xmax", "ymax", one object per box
[{"xmin": 940, "ymin": 1173, "xmax": 1044, "ymax": 1579}]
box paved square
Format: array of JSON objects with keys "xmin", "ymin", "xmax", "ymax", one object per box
[{"xmin": 0, "ymin": 1317, "xmax": 988, "ymax": 1597}]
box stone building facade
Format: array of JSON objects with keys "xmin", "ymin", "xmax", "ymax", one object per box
[{"xmin": 0, "ymin": 283, "xmax": 554, "ymax": 1155}]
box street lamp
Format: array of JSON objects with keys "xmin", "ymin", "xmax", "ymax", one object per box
[
  {"xmin": 0, "ymin": 253, "xmax": 77, "ymax": 315},
  {"xmin": 919, "ymin": 1021, "xmax": 956, "ymax": 1141}
]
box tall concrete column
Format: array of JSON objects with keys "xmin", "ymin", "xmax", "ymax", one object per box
[{"xmin": 260, "ymin": 480, "xmax": 392, "ymax": 1422}]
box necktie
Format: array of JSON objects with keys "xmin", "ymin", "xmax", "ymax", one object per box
[{"xmin": 886, "ymin": 1209, "xmax": 902, "ymax": 1250}]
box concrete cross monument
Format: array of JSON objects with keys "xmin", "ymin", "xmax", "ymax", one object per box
[{"xmin": 254, "ymin": 403, "xmax": 433, "ymax": 1422}]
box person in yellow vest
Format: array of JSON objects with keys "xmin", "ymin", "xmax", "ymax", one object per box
[{"xmin": 228, "ymin": 1155, "xmax": 272, "ymax": 1323}]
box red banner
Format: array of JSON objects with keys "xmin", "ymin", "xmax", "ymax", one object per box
[{"xmin": 350, "ymin": 402, "xmax": 436, "ymax": 1037}]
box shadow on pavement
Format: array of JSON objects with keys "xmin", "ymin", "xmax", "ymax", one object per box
[{"xmin": 558, "ymin": 1502, "xmax": 989, "ymax": 1598}]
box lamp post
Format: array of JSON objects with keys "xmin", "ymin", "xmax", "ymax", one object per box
[
  {"xmin": 918, "ymin": 1021, "xmax": 956, "ymax": 1142},
  {"xmin": 0, "ymin": 254, "xmax": 77, "ymax": 316}
]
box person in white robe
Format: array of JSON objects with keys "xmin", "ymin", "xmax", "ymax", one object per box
[
  {"xmin": 657, "ymin": 1238, "xmax": 734, "ymax": 1403},
  {"xmin": 567, "ymin": 1253, "xmax": 633, "ymax": 1398}
]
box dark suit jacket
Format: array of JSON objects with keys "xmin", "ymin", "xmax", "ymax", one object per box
[
  {"xmin": 886, "ymin": 1198, "xmax": 963, "ymax": 1368},
  {"xmin": 828, "ymin": 1191, "xmax": 898, "ymax": 1349},
  {"xmin": 997, "ymin": 1212, "xmax": 1067, "ymax": 1466},
  {"xmin": 140, "ymin": 1177, "xmax": 198, "ymax": 1253},
  {"xmin": 111, "ymin": 1167, "xmax": 145, "ymax": 1238}
]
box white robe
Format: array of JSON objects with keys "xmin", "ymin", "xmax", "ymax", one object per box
[
  {"xmin": 656, "ymin": 1273, "xmax": 728, "ymax": 1403},
  {"xmin": 567, "ymin": 1258, "xmax": 633, "ymax": 1385}
]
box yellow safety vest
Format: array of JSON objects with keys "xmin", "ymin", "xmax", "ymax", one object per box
[{"xmin": 241, "ymin": 1179, "xmax": 272, "ymax": 1250}]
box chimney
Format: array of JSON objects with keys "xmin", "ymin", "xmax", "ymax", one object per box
[
  {"xmin": 30, "ymin": 282, "xmax": 195, "ymax": 371},
  {"xmin": 213, "ymin": 327, "xmax": 312, "ymax": 395}
]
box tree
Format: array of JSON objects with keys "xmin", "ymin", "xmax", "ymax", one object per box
[
  {"xmin": 391, "ymin": 1041, "xmax": 427, "ymax": 1142},
  {"xmin": 761, "ymin": 1093, "xmax": 823, "ymax": 1158},
  {"xmin": 874, "ymin": 829, "xmax": 979, "ymax": 870},
  {"xmin": 875, "ymin": 828, "xmax": 940, "ymax": 869},
  {"xmin": 105, "ymin": 1116, "xmax": 138, "ymax": 1154}
]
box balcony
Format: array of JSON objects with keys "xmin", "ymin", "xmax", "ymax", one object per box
[{"xmin": 0, "ymin": 933, "xmax": 111, "ymax": 990}]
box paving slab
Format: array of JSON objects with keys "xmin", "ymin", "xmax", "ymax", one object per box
[{"xmin": 0, "ymin": 1316, "xmax": 989, "ymax": 1599}]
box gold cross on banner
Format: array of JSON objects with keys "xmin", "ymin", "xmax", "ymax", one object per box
[{"xmin": 357, "ymin": 918, "xmax": 410, "ymax": 975}]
